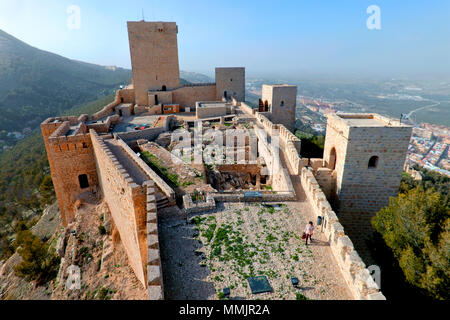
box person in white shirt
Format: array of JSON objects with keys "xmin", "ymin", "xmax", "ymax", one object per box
[{"xmin": 304, "ymin": 221, "xmax": 315, "ymax": 245}]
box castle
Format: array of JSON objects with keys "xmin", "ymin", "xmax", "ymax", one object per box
[{"xmin": 41, "ymin": 21, "xmax": 411, "ymax": 300}]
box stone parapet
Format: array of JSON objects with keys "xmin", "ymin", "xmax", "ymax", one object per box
[
  {"xmin": 144, "ymin": 180, "xmax": 164, "ymax": 300},
  {"xmin": 300, "ymin": 167, "xmax": 385, "ymax": 300},
  {"xmin": 115, "ymin": 137, "xmax": 176, "ymax": 204},
  {"xmin": 183, "ymin": 193, "xmax": 216, "ymax": 214}
]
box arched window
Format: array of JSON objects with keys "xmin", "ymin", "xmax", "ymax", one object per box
[
  {"xmin": 78, "ymin": 174, "xmax": 89, "ymax": 189},
  {"xmin": 368, "ymin": 156, "xmax": 379, "ymax": 168},
  {"xmin": 223, "ymin": 91, "xmax": 227, "ymax": 98},
  {"xmin": 280, "ymin": 100, "xmax": 284, "ymax": 107}
]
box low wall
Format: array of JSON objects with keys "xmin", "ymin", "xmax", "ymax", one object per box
[
  {"xmin": 240, "ymin": 102, "xmax": 256, "ymax": 116},
  {"xmin": 172, "ymin": 84, "xmax": 217, "ymax": 108},
  {"xmin": 300, "ymin": 167, "xmax": 385, "ymax": 300},
  {"xmin": 87, "ymin": 115, "xmax": 120, "ymax": 133},
  {"xmin": 115, "ymin": 137, "xmax": 176, "ymax": 204},
  {"xmin": 91, "ymin": 91, "xmax": 122, "ymax": 120},
  {"xmin": 211, "ymin": 191, "xmax": 295, "ymax": 202},
  {"xmin": 183, "ymin": 194, "xmax": 216, "ymax": 214},
  {"xmin": 116, "ymin": 126, "xmax": 165, "ymax": 142}
]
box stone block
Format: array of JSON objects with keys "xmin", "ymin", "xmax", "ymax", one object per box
[
  {"xmin": 147, "ymin": 235, "xmax": 159, "ymax": 249},
  {"xmin": 147, "ymin": 222, "xmax": 158, "ymax": 235},
  {"xmin": 147, "ymin": 249, "xmax": 160, "ymax": 265},
  {"xmin": 148, "ymin": 285, "xmax": 164, "ymax": 300},
  {"xmin": 147, "ymin": 265, "xmax": 161, "ymax": 285}
]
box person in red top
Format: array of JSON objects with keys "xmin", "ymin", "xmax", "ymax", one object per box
[{"xmin": 304, "ymin": 221, "xmax": 315, "ymax": 245}]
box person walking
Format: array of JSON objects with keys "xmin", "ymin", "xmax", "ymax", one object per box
[{"xmin": 304, "ymin": 221, "xmax": 315, "ymax": 245}]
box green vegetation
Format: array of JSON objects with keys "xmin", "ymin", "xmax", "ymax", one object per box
[
  {"xmin": 13, "ymin": 224, "xmax": 60, "ymax": 285},
  {"xmin": 0, "ymin": 94, "xmax": 117, "ymax": 260},
  {"xmin": 140, "ymin": 150, "xmax": 180, "ymax": 187},
  {"xmin": 181, "ymin": 181, "xmax": 194, "ymax": 187},
  {"xmin": 0, "ymin": 30, "xmax": 131, "ymax": 134},
  {"xmin": 295, "ymin": 129, "xmax": 325, "ymax": 158},
  {"xmin": 372, "ymin": 187, "xmax": 449, "ymax": 300},
  {"xmin": 400, "ymin": 165, "xmax": 449, "ymax": 196},
  {"xmin": 295, "ymin": 292, "xmax": 308, "ymax": 300},
  {"xmin": 370, "ymin": 166, "xmax": 449, "ymax": 300},
  {"xmin": 98, "ymin": 225, "xmax": 106, "ymax": 235}
]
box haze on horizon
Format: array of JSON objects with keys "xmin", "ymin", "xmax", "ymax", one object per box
[{"xmin": 1, "ymin": 0, "xmax": 449, "ymax": 79}]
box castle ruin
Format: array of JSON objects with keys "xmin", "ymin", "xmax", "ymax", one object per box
[{"xmin": 41, "ymin": 20, "xmax": 412, "ymax": 300}]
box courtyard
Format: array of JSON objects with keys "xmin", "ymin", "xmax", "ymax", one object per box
[{"xmin": 158, "ymin": 200, "xmax": 352, "ymax": 300}]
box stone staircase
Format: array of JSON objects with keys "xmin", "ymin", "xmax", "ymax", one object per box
[{"xmin": 156, "ymin": 192, "xmax": 170, "ymax": 210}]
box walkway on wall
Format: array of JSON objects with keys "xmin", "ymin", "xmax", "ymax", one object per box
[
  {"xmin": 103, "ymin": 138, "xmax": 170, "ymax": 208},
  {"xmin": 104, "ymin": 138, "xmax": 149, "ymax": 184}
]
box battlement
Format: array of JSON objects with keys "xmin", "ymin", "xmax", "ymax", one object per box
[
  {"xmin": 127, "ymin": 21, "xmax": 178, "ymax": 34},
  {"xmin": 327, "ymin": 113, "xmax": 411, "ymax": 129}
]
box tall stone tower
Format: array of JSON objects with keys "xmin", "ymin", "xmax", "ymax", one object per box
[
  {"xmin": 323, "ymin": 113, "xmax": 412, "ymax": 245},
  {"xmin": 261, "ymin": 84, "xmax": 297, "ymax": 133},
  {"xmin": 41, "ymin": 117, "xmax": 98, "ymax": 227},
  {"xmin": 215, "ymin": 67, "xmax": 245, "ymax": 101},
  {"xmin": 127, "ymin": 21, "xmax": 181, "ymax": 106}
]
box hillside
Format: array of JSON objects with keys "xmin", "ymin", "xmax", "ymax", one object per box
[{"xmin": 0, "ymin": 29, "xmax": 131, "ymax": 132}]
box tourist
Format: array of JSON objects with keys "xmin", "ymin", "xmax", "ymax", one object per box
[{"xmin": 304, "ymin": 221, "xmax": 315, "ymax": 245}]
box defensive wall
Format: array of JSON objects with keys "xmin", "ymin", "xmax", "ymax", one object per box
[
  {"xmin": 239, "ymin": 102, "xmax": 386, "ymax": 300},
  {"xmin": 300, "ymin": 167, "xmax": 385, "ymax": 300},
  {"xmin": 90, "ymin": 130, "xmax": 164, "ymax": 299}
]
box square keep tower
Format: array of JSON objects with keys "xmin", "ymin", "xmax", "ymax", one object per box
[
  {"xmin": 261, "ymin": 84, "xmax": 297, "ymax": 133},
  {"xmin": 127, "ymin": 21, "xmax": 181, "ymax": 106},
  {"xmin": 323, "ymin": 113, "xmax": 412, "ymax": 239}
]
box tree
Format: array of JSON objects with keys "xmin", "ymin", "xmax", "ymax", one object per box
[
  {"xmin": 13, "ymin": 230, "xmax": 60, "ymax": 285},
  {"xmin": 372, "ymin": 186, "xmax": 449, "ymax": 299},
  {"xmin": 39, "ymin": 174, "xmax": 55, "ymax": 205}
]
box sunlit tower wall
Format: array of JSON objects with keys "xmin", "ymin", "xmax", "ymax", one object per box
[
  {"xmin": 262, "ymin": 84, "xmax": 297, "ymax": 133},
  {"xmin": 127, "ymin": 21, "xmax": 181, "ymax": 106},
  {"xmin": 322, "ymin": 113, "xmax": 412, "ymax": 247}
]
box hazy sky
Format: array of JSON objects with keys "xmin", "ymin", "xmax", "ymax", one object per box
[{"xmin": 1, "ymin": 0, "xmax": 449, "ymax": 78}]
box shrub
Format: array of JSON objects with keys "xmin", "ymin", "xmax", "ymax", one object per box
[{"xmin": 14, "ymin": 230, "xmax": 60, "ymax": 285}]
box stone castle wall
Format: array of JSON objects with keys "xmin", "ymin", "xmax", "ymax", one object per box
[
  {"xmin": 90, "ymin": 130, "xmax": 148, "ymax": 287},
  {"xmin": 300, "ymin": 167, "xmax": 385, "ymax": 300},
  {"xmin": 173, "ymin": 84, "xmax": 217, "ymax": 108}
]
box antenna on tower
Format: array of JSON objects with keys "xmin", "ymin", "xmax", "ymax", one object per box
[{"xmin": 142, "ymin": 8, "xmax": 145, "ymax": 21}]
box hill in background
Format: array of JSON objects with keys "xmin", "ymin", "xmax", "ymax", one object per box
[{"xmin": 0, "ymin": 30, "xmax": 133, "ymax": 133}]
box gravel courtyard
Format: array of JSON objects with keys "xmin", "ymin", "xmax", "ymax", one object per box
[{"xmin": 159, "ymin": 200, "xmax": 352, "ymax": 300}]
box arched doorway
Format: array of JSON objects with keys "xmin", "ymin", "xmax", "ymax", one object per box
[
  {"xmin": 162, "ymin": 85, "xmax": 167, "ymax": 91},
  {"xmin": 223, "ymin": 91, "xmax": 227, "ymax": 99},
  {"xmin": 264, "ymin": 100, "xmax": 269, "ymax": 112},
  {"xmin": 258, "ymin": 99, "xmax": 264, "ymax": 112},
  {"xmin": 329, "ymin": 147, "xmax": 336, "ymax": 170}
]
